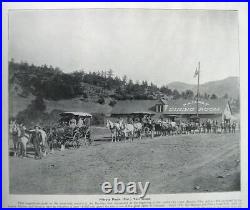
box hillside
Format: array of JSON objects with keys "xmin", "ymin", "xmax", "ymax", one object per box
[
  {"xmin": 9, "ymin": 61, "xmax": 240, "ymax": 126},
  {"xmin": 168, "ymin": 77, "xmax": 240, "ymax": 99}
]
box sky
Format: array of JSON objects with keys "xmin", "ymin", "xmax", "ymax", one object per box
[{"xmin": 9, "ymin": 9, "xmax": 240, "ymax": 86}]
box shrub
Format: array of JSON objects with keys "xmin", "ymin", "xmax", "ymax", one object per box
[
  {"xmin": 97, "ymin": 97, "xmax": 105, "ymax": 104},
  {"xmin": 109, "ymin": 100, "xmax": 117, "ymax": 107},
  {"xmin": 91, "ymin": 113, "xmax": 105, "ymax": 126}
]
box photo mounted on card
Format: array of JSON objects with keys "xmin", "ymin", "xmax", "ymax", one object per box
[{"xmin": 2, "ymin": 2, "xmax": 248, "ymax": 208}]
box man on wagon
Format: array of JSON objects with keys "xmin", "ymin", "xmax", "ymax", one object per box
[
  {"xmin": 77, "ymin": 117, "xmax": 84, "ymax": 128},
  {"xmin": 69, "ymin": 118, "xmax": 77, "ymax": 129}
]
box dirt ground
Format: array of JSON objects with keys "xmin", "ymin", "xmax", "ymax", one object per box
[{"xmin": 9, "ymin": 128, "xmax": 240, "ymax": 194}]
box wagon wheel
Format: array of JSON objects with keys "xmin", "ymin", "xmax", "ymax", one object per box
[
  {"xmin": 84, "ymin": 129, "xmax": 91, "ymax": 146},
  {"xmin": 72, "ymin": 132, "xmax": 81, "ymax": 149},
  {"xmin": 72, "ymin": 141, "xmax": 78, "ymax": 149}
]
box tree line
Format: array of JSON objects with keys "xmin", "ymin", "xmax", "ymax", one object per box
[{"xmin": 10, "ymin": 60, "xmax": 224, "ymax": 101}]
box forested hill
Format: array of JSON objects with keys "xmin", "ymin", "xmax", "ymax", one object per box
[
  {"xmin": 9, "ymin": 60, "xmax": 162, "ymax": 101},
  {"xmin": 9, "ymin": 60, "xmax": 236, "ymax": 102},
  {"xmin": 168, "ymin": 77, "xmax": 240, "ymax": 99}
]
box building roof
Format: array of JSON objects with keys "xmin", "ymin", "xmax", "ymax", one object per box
[
  {"xmin": 111, "ymin": 99, "xmax": 230, "ymax": 116},
  {"xmin": 60, "ymin": 112, "xmax": 92, "ymax": 118},
  {"xmin": 160, "ymin": 98, "xmax": 168, "ymax": 104},
  {"xmin": 163, "ymin": 99, "xmax": 230, "ymax": 115},
  {"xmin": 111, "ymin": 100, "xmax": 158, "ymax": 115}
]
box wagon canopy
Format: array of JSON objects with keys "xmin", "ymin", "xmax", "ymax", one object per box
[{"xmin": 60, "ymin": 112, "xmax": 92, "ymax": 118}]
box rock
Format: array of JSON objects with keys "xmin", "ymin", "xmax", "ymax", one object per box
[
  {"xmin": 217, "ymin": 175, "xmax": 224, "ymax": 178},
  {"xmin": 194, "ymin": 185, "xmax": 200, "ymax": 190},
  {"xmin": 49, "ymin": 164, "xmax": 55, "ymax": 168}
]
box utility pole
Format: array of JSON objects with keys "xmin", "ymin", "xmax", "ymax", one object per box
[{"xmin": 196, "ymin": 62, "xmax": 200, "ymax": 117}]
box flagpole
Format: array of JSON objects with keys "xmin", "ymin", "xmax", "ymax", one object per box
[{"xmin": 196, "ymin": 62, "xmax": 200, "ymax": 117}]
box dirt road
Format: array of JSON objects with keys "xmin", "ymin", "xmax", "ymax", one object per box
[{"xmin": 9, "ymin": 132, "xmax": 240, "ymax": 194}]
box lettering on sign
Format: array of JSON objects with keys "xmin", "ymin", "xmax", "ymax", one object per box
[
  {"xmin": 168, "ymin": 107, "xmax": 220, "ymax": 112},
  {"xmin": 183, "ymin": 100, "xmax": 210, "ymax": 107}
]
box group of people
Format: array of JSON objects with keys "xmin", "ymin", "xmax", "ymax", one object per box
[
  {"xmin": 9, "ymin": 120, "xmax": 47, "ymax": 159},
  {"xmin": 177, "ymin": 119, "xmax": 238, "ymax": 135},
  {"xmin": 9, "ymin": 117, "xmax": 90, "ymax": 159},
  {"xmin": 67, "ymin": 117, "xmax": 87, "ymax": 129}
]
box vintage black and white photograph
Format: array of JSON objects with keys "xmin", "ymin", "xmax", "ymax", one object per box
[{"xmin": 6, "ymin": 5, "xmax": 243, "ymax": 200}]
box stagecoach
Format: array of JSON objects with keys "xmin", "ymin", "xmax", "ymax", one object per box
[{"xmin": 57, "ymin": 112, "xmax": 92, "ymax": 148}]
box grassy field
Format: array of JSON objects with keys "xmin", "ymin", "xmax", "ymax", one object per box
[{"xmin": 9, "ymin": 130, "xmax": 240, "ymax": 195}]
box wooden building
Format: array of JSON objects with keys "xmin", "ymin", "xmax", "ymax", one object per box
[{"xmin": 110, "ymin": 99, "xmax": 232, "ymax": 122}]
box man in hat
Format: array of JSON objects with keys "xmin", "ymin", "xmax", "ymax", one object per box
[
  {"xmin": 69, "ymin": 118, "xmax": 77, "ymax": 129},
  {"xmin": 77, "ymin": 117, "xmax": 84, "ymax": 128},
  {"xmin": 19, "ymin": 123, "xmax": 27, "ymax": 138},
  {"xmin": 33, "ymin": 125, "xmax": 42, "ymax": 159}
]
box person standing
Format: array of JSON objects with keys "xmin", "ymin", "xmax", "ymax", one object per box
[{"xmin": 33, "ymin": 125, "xmax": 42, "ymax": 159}]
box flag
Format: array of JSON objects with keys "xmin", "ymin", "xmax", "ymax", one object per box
[
  {"xmin": 193, "ymin": 62, "xmax": 200, "ymax": 78},
  {"xmin": 193, "ymin": 67, "xmax": 199, "ymax": 78}
]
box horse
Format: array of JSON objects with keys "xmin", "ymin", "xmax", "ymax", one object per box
[
  {"xmin": 58, "ymin": 126, "xmax": 69, "ymax": 150},
  {"xmin": 9, "ymin": 123, "xmax": 32, "ymax": 158},
  {"xmin": 142, "ymin": 121, "xmax": 155, "ymax": 138},
  {"xmin": 133, "ymin": 122, "xmax": 143, "ymax": 139},
  {"xmin": 106, "ymin": 120, "xmax": 120, "ymax": 142},
  {"xmin": 39, "ymin": 129, "xmax": 49, "ymax": 156},
  {"xmin": 9, "ymin": 123, "xmax": 31, "ymax": 157},
  {"xmin": 120, "ymin": 123, "xmax": 134, "ymax": 142},
  {"xmin": 47, "ymin": 127, "xmax": 58, "ymax": 153},
  {"xmin": 206, "ymin": 121, "xmax": 212, "ymax": 133},
  {"xmin": 9, "ymin": 121, "xmax": 19, "ymax": 156},
  {"xmin": 21, "ymin": 128, "xmax": 49, "ymax": 158},
  {"xmin": 170, "ymin": 121, "xmax": 178, "ymax": 135}
]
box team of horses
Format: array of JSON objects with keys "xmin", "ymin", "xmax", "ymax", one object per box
[
  {"xmin": 106, "ymin": 119, "xmax": 238, "ymax": 142},
  {"xmin": 106, "ymin": 119, "xmax": 179, "ymax": 142},
  {"xmin": 106, "ymin": 120, "xmax": 143, "ymax": 142}
]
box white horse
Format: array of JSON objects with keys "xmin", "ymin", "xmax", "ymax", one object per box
[
  {"xmin": 18, "ymin": 130, "xmax": 30, "ymax": 157},
  {"xmin": 120, "ymin": 123, "xmax": 134, "ymax": 142},
  {"xmin": 39, "ymin": 129, "xmax": 49, "ymax": 156},
  {"xmin": 9, "ymin": 121, "xmax": 19, "ymax": 156},
  {"xmin": 170, "ymin": 121, "xmax": 178, "ymax": 135},
  {"xmin": 11, "ymin": 124, "xmax": 31, "ymax": 158},
  {"xmin": 106, "ymin": 120, "xmax": 120, "ymax": 142}
]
